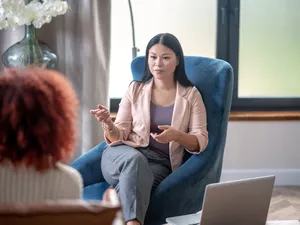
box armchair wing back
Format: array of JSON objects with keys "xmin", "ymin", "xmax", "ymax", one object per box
[{"xmin": 72, "ymin": 56, "xmax": 234, "ymax": 225}]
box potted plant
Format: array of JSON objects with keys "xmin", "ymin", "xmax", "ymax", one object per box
[{"xmin": 0, "ymin": 0, "xmax": 70, "ymax": 69}]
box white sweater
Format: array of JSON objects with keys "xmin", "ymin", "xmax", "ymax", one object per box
[{"xmin": 0, "ymin": 162, "xmax": 83, "ymax": 203}]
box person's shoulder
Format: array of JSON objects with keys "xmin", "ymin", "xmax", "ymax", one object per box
[
  {"xmin": 53, "ymin": 163, "xmax": 83, "ymax": 198},
  {"xmin": 129, "ymin": 80, "xmax": 143, "ymax": 89},
  {"xmin": 183, "ymin": 86, "xmax": 205, "ymax": 105},
  {"xmin": 185, "ymin": 85, "xmax": 202, "ymax": 98},
  {"xmin": 128, "ymin": 80, "xmax": 149, "ymax": 94},
  {"xmin": 56, "ymin": 163, "xmax": 83, "ymax": 186}
]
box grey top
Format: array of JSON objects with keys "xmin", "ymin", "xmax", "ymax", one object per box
[{"xmin": 149, "ymin": 102, "xmax": 174, "ymax": 158}]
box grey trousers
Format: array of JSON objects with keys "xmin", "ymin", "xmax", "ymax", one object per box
[{"xmin": 101, "ymin": 145, "xmax": 171, "ymax": 224}]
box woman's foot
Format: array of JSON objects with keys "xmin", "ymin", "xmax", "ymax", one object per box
[
  {"xmin": 126, "ymin": 220, "xmax": 140, "ymax": 225},
  {"xmin": 104, "ymin": 188, "xmax": 141, "ymax": 225},
  {"xmin": 102, "ymin": 187, "xmax": 120, "ymax": 206}
]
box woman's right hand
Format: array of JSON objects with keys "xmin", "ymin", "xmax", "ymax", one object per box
[{"xmin": 90, "ymin": 105, "xmax": 113, "ymax": 129}]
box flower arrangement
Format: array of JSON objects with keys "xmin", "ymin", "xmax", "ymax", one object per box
[{"xmin": 0, "ymin": 0, "xmax": 69, "ymax": 30}]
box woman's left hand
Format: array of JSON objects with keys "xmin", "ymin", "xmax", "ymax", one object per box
[{"xmin": 151, "ymin": 125, "xmax": 180, "ymax": 144}]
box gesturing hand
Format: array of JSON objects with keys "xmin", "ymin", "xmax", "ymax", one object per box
[
  {"xmin": 90, "ymin": 104, "xmax": 112, "ymax": 125},
  {"xmin": 150, "ymin": 125, "xmax": 180, "ymax": 144}
]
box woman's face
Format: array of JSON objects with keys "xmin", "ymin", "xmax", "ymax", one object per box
[{"xmin": 148, "ymin": 43, "xmax": 178, "ymax": 81}]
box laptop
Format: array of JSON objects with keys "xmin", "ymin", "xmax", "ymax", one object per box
[{"xmin": 166, "ymin": 175, "xmax": 275, "ymax": 225}]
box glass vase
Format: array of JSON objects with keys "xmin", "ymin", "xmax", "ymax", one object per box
[{"xmin": 2, "ymin": 24, "xmax": 58, "ymax": 69}]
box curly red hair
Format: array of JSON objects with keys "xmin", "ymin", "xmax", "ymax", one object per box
[{"xmin": 0, "ymin": 68, "xmax": 79, "ymax": 171}]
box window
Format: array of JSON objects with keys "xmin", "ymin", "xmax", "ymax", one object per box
[
  {"xmin": 221, "ymin": 0, "xmax": 300, "ymax": 111},
  {"xmin": 109, "ymin": 0, "xmax": 300, "ymax": 112}
]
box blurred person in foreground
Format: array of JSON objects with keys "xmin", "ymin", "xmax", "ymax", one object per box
[{"xmin": 0, "ymin": 67, "xmax": 83, "ymax": 203}]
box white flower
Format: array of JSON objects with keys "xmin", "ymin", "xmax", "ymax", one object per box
[{"xmin": 0, "ymin": 0, "xmax": 69, "ymax": 30}]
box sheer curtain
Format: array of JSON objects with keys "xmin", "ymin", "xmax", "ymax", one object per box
[{"xmin": 0, "ymin": 0, "xmax": 111, "ymax": 161}]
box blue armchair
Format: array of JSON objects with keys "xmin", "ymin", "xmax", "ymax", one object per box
[{"xmin": 72, "ymin": 56, "xmax": 234, "ymax": 225}]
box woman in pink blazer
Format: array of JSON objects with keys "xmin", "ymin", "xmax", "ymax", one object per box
[{"xmin": 90, "ymin": 33, "xmax": 208, "ymax": 225}]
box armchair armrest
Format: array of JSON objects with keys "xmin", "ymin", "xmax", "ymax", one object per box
[
  {"xmin": 72, "ymin": 142, "xmax": 107, "ymax": 187},
  {"xmin": 155, "ymin": 143, "xmax": 217, "ymax": 195},
  {"xmin": 145, "ymin": 144, "xmax": 219, "ymax": 225}
]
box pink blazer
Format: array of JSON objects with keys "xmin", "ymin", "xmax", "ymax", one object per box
[{"xmin": 105, "ymin": 79, "xmax": 208, "ymax": 171}]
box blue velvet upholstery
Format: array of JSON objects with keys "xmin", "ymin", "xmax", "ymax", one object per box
[{"xmin": 72, "ymin": 56, "xmax": 234, "ymax": 225}]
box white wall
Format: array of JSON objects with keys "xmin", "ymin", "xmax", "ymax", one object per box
[{"xmin": 221, "ymin": 121, "xmax": 300, "ymax": 186}]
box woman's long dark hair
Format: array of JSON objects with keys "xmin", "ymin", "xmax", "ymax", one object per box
[{"xmin": 140, "ymin": 33, "xmax": 193, "ymax": 87}]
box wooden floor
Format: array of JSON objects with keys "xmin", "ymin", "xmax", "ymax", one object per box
[{"xmin": 268, "ymin": 186, "xmax": 300, "ymax": 220}]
